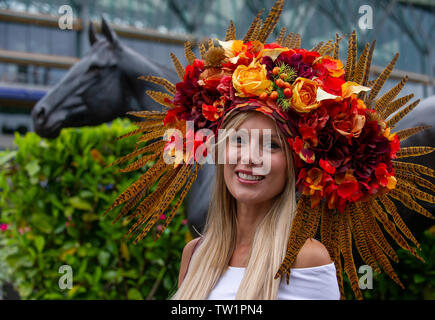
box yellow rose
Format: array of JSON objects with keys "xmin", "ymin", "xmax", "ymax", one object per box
[
  {"xmin": 232, "ymin": 62, "xmax": 272, "ymax": 97},
  {"xmin": 291, "ymin": 77, "xmax": 321, "ymax": 113}
]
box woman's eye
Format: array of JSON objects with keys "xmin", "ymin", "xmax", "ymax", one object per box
[
  {"xmin": 265, "ymin": 142, "xmax": 281, "ymax": 150},
  {"xmin": 231, "ymin": 136, "xmax": 245, "ymax": 144}
]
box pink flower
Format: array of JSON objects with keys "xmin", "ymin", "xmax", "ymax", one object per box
[
  {"xmin": 156, "ymin": 225, "xmax": 163, "ymax": 231},
  {"xmin": 159, "ymin": 214, "xmax": 166, "ymax": 220},
  {"xmin": 0, "ymin": 223, "xmax": 8, "ymax": 232},
  {"xmin": 181, "ymin": 219, "xmax": 188, "ymax": 225}
]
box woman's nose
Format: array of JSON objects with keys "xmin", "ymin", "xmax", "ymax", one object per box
[{"xmin": 240, "ymin": 139, "xmax": 263, "ymax": 165}]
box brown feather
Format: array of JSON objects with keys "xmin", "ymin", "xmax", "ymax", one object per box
[
  {"xmin": 357, "ymin": 201, "xmax": 399, "ymax": 262},
  {"xmin": 184, "ymin": 41, "xmax": 196, "ymax": 65},
  {"xmin": 156, "ymin": 164, "xmax": 200, "ymax": 240},
  {"xmin": 118, "ymin": 151, "xmax": 161, "ymax": 173},
  {"xmin": 275, "ymin": 27, "xmax": 286, "ymax": 45},
  {"xmin": 383, "ymin": 94, "xmax": 414, "ymax": 120},
  {"xmin": 310, "ymin": 41, "xmax": 324, "ymax": 53},
  {"xmin": 257, "ymin": 0, "xmax": 284, "ymax": 43},
  {"xmin": 338, "ymin": 207, "xmax": 363, "ymax": 299},
  {"xmin": 367, "ymin": 53, "xmax": 400, "ymax": 105},
  {"xmin": 133, "ymin": 164, "xmax": 193, "ymax": 243},
  {"xmin": 395, "ymin": 125, "xmax": 431, "ymax": 142},
  {"xmin": 146, "ymin": 90, "xmax": 175, "ymax": 109},
  {"xmin": 317, "ymin": 40, "xmax": 333, "ymax": 56},
  {"xmin": 396, "ymin": 178, "xmax": 435, "ymax": 204},
  {"xmin": 348, "ymin": 203, "xmax": 381, "ymax": 273},
  {"xmin": 208, "ymin": 38, "xmax": 214, "ymax": 49},
  {"xmin": 358, "ymin": 40, "xmax": 376, "ymax": 100},
  {"xmin": 395, "ymin": 171, "xmax": 435, "ymax": 193},
  {"xmin": 126, "ymin": 110, "xmax": 166, "ymax": 119},
  {"xmin": 275, "ymin": 197, "xmax": 321, "ymax": 284},
  {"xmin": 369, "ymin": 200, "xmax": 424, "ymax": 262},
  {"xmin": 376, "ymin": 76, "xmax": 408, "ymax": 115},
  {"xmin": 243, "ymin": 9, "xmax": 264, "ymax": 42},
  {"xmin": 379, "ymin": 195, "xmax": 421, "ymax": 249},
  {"xmin": 170, "ymin": 52, "xmax": 185, "ymax": 80},
  {"xmin": 386, "ymin": 99, "xmax": 420, "ymax": 128},
  {"xmin": 396, "ymin": 146, "xmax": 435, "ymax": 159},
  {"xmin": 344, "ymin": 30, "xmax": 357, "ymax": 81},
  {"xmin": 198, "ymin": 42, "xmax": 207, "ymax": 60},
  {"xmin": 103, "ymin": 155, "xmax": 166, "ymax": 216},
  {"xmin": 282, "ymin": 32, "xmax": 294, "ymax": 48},
  {"xmin": 320, "ymin": 206, "xmax": 345, "ymax": 299},
  {"xmin": 392, "ymin": 160, "xmax": 435, "ymax": 178},
  {"xmin": 123, "ymin": 166, "xmax": 180, "ymax": 237},
  {"xmin": 138, "ymin": 75, "xmax": 176, "ymax": 95},
  {"xmin": 389, "ymin": 188, "xmax": 435, "ymax": 219},
  {"xmin": 352, "ymin": 43, "xmax": 370, "ymax": 84},
  {"xmin": 108, "ymin": 140, "xmax": 165, "ymax": 167},
  {"xmin": 225, "ymin": 20, "xmax": 236, "ymax": 41},
  {"xmin": 250, "ymin": 18, "xmax": 263, "ymax": 41}
]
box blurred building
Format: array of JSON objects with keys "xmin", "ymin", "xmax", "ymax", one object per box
[{"xmin": 0, "ymin": 0, "xmax": 434, "ymax": 149}]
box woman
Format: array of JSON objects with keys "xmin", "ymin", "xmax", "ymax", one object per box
[
  {"xmin": 174, "ymin": 110, "xmax": 340, "ymax": 299},
  {"xmin": 105, "ymin": 0, "xmax": 433, "ymax": 300}
]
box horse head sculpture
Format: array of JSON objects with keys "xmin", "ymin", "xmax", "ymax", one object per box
[{"xmin": 32, "ymin": 16, "xmax": 176, "ymax": 138}]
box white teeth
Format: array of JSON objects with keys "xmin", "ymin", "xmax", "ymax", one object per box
[{"xmin": 237, "ymin": 172, "xmax": 264, "ymax": 181}]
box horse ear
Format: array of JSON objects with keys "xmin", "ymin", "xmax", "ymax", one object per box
[
  {"xmin": 88, "ymin": 21, "xmax": 99, "ymax": 45},
  {"xmin": 101, "ymin": 15, "xmax": 119, "ymax": 45}
]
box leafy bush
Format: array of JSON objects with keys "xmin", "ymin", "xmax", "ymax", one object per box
[{"xmin": 0, "ymin": 119, "xmax": 191, "ymax": 299}]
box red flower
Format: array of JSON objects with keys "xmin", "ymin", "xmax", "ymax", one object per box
[
  {"xmin": 337, "ymin": 180, "xmax": 359, "ymax": 200},
  {"xmin": 390, "ymin": 135, "xmax": 400, "ymax": 158},
  {"xmin": 319, "ymin": 159, "xmax": 336, "ymax": 174},
  {"xmin": 202, "ymin": 96, "xmax": 226, "ymax": 121}
]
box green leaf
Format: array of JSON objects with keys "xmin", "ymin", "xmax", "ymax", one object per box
[
  {"xmin": 68, "ymin": 197, "xmax": 93, "ymax": 211},
  {"xmin": 34, "ymin": 236, "xmax": 45, "ymax": 253},
  {"xmin": 127, "ymin": 288, "xmax": 143, "ymax": 300},
  {"xmin": 414, "ymin": 274, "xmax": 426, "ymax": 284},
  {"xmin": 98, "ymin": 251, "xmax": 110, "ymax": 267},
  {"xmin": 0, "ymin": 150, "xmax": 17, "ymax": 166},
  {"xmin": 25, "ymin": 160, "xmax": 40, "ymax": 177}
]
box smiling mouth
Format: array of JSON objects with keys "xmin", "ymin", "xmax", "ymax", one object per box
[{"xmin": 236, "ymin": 172, "xmax": 265, "ymax": 181}]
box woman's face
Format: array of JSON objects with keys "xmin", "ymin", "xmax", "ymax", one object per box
[{"xmin": 223, "ymin": 112, "xmax": 288, "ymax": 206}]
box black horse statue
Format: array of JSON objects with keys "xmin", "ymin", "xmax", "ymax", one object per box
[
  {"xmin": 32, "ymin": 17, "xmax": 175, "ymax": 139},
  {"xmin": 31, "ymin": 17, "xmax": 434, "ymax": 242}
]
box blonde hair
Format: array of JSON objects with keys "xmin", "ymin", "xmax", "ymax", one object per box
[{"xmin": 171, "ymin": 110, "xmax": 297, "ymax": 300}]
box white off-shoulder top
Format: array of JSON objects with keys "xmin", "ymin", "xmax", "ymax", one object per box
[{"xmin": 206, "ymin": 262, "xmax": 341, "ymax": 300}]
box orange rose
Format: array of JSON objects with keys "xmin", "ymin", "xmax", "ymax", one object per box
[
  {"xmin": 232, "ymin": 61, "xmax": 272, "ymax": 97},
  {"xmin": 291, "ymin": 77, "xmax": 320, "ymax": 113}
]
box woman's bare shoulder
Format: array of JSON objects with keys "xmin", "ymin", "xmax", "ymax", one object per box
[
  {"xmin": 291, "ymin": 238, "xmax": 333, "ymax": 269},
  {"xmin": 178, "ymin": 237, "xmax": 202, "ymax": 288}
]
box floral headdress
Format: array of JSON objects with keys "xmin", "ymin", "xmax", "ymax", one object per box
[{"xmin": 104, "ymin": 0, "xmax": 435, "ymax": 299}]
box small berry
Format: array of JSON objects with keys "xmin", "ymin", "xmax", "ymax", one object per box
[
  {"xmin": 284, "ymin": 82, "xmax": 291, "ymax": 88},
  {"xmin": 276, "ymin": 79, "xmax": 285, "ymax": 88},
  {"xmin": 284, "ymin": 88, "xmax": 292, "ymax": 98},
  {"xmin": 280, "ymin": 73, "xmax": 287, "ymax": 80},
  {"xmin": 270, "ymin": 91, "xmax": 278, "ymax": 100},
  {"xmin": 272, "ymin": 67, "xmax": 280, "ymax": 75},
  {"xmin": 259, "ymin": 92, "xmax": 268, "ymax": 100}
]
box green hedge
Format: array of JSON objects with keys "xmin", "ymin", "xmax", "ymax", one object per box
[{"xmin": 0, "ymin": 119, "xmax": 191, "ymax": 299}]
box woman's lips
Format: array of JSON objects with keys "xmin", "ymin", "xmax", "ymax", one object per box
[{"xmin": 235, "ymin": 171, "xmax": 265, "ymax": 185}]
